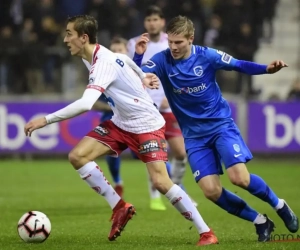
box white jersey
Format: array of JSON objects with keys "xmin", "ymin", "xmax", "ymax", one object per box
[
  {"xmin": 83, "ymin": 44, "xmax": 165, "ymax": 134},
  {"xmin": 127, "ymin": 32, "xmax": 172, "ymax": 113}
]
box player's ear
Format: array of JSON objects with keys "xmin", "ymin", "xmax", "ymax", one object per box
[
  {"xmin": 81, "ymin": 34, "xmax": 89, "ymax": 44},
  {"xmin": 188, "ymin": 35, "xmax": 194, "ymax": 45}
]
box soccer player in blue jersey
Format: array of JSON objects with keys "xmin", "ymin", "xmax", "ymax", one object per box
[{"xmin": 133, "ymin": 16, "xmax": 299, "ymax": 242}]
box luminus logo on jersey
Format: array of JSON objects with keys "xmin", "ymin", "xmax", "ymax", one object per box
[{"xmin": 173, "ymin": 83, "xmax": 207, "ymax": 94}]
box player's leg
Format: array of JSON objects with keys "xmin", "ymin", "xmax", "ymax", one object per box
[
  {"xmin": 167, "ymin": 135, "xmax": 198, "ymax": 207},
  {"xmin": 101, "ymin": 112, "xmax": 124, "ymax": 198},
  {"xmin": 128, "ymin": 148, "xmax": 166, "ymax": 211},
  {"xmin": 162, "ymin": 112, "xmax": 198, "ymax": 206},
  {"xmin": 162, "ymin": 112, "xmax": 187, "ymax": 185},
  {"xmin": 69, "ymin": 121, "xmax": 135, "ymax": 241},
  {"xmin": 106, "ymin": 155, "xmax": 123, "ymax": 198},
  {"xmin": 217, "ymin": 123, "xmax": 299, "ymax": 234},
  {"xmin": 130, "ymin": 129, "xmax": 218, "ymax": 246},
  {"xmin": 187, "ymin": 137, "xmax": 273, "ymax": 242}
]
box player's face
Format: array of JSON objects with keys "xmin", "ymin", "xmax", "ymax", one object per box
[
  {"xmin": 167, "ymin": 33, "xmax": 194, "ymax": 60},
  {"xmin": 63, "ymin": 22, "xmax": 86, "ymax": 56},
  {"xmin": 110, "ymin": 43, "xmax": 128, "ymax": 54},
  {"xmin": 144, "ymin": 15, "xmax": 165, "ymax": 36}
]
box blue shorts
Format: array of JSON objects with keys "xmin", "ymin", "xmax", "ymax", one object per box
[{"xmin": 185, "ymin": 122, "xmax": 253, "ymax": 182}]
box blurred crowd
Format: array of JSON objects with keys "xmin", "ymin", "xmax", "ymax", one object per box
[{"xmin": 1, "ymin": 0, "xmax": 297, "ymax": 100}]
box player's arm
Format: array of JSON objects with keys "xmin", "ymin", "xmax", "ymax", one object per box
[
  {"xmin": 206, "ymin": 48, "xmax": 288, "ymax": 75},
  {"xmin": 132, "ymin": 33, "xmax": 165, "ymax": 79},
  {"xmin": 24, "ymin": 61, "xmax": 116, "ymax": 136},
  {"xmin": 115, "ymin": 53, "xmax": 159, "ymax": 89}
]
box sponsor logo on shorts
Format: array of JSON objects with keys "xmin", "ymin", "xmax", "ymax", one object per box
[
  {"xmin": 94, "ymin": 126, "xmax": 109, "ymax": 136},
  {"xmin": 139, "ymin": 139, "xmax": 160, "ymax": 154}
]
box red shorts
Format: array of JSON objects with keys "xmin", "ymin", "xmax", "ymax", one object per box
[
  {"xmin": 161, "ymin": 112, "xmax": 182, "ymax": 140},
  {"xmin": 86, "ymin": 120, "xmax": 168, "ymax": 163}
]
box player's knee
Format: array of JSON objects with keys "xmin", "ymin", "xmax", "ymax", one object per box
[
  {"xmin": 68, "ymin": 148, "xmax": 86, "ymax": 169},
  {"xmin": 151, "ymin": 173, "xmax": 173, "ymax": 194},
  {"xmin": 202, "ymin": 185, "xmax": 222, "ymax": 201},
  {"xmin": 230, "ymin": 175, "xmax": 250, "ymax": 188},
  {"xmin": 174, "ymin": 152, "xmax": 187, "ymax": 161},
  {"xmin": 227, "ymin": 163, "xmax": 250, "ymax": 188}
]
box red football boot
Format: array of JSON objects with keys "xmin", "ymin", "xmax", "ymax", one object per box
[
  {"xmin": 196, "ymin": 229, "xmax": 219, "ymax": 246},
  {"xmin": 108, "ymin": 201, "xmax": 136, "ymax": 241}
]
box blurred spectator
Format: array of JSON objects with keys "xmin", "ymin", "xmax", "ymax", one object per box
[
  {"xmin": 287, "ymin": 78, "xmax": 300, "ymax": 101},
  {"xmin": 233, "ymin": 22, "xmax": 260, "ymax": 98},
  {"xmin": 21, "ymin": 18, "xmax": 44, "ymax": 94},
  {"xmin": 0, "ymin": 0, "xmax": 280, "ymax": 95},
  {"xmin": 203, "ymin": 14, "xmax": 222, "ymax": 47},
  {"xmin": 261, "ymin": 0, "xmax": 278, "ymax": 43}
]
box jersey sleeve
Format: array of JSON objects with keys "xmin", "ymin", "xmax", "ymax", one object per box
[
  {"xmin": 140, "ymin": 52, "xmax": 165, "ymax": 80},
  {"xmin": 205, "ymin": 48, "xmax": 238, "ymax": 71},
  {"xmin": 87, "ymin": 60, "xmax": 117, "ymax": 92}
]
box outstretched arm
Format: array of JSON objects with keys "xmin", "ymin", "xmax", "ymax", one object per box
[
  {"xmin": 207, "ymin": 48, "xmax": 288, "ymax": 75},
  {"xmin": 24, "ymin": 88, "xmax": 102, "ymax": 136},
  {"xmin": 233, "ymin": 60, "xmax": 288, "ymax": 75}
]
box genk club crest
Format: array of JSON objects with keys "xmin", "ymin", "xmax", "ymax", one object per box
[{"xmin": 193, "ymin": 66, "xmax": 203, "ymax": 77}]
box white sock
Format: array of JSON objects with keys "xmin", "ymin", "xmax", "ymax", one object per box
[
  {"xmin": 275, "ymin": 198, "xmax": 284, "ymax": 210},
  {"xmin": 165, "ymin": 184, "xmax": 210, "ymax": 234},
  {"xmin": 77, "ymin": 162, "xmax": 121, "ymax": 209},
  {"xmin": 147, "ymin": 171, "xmax": 161, "ymax": 199},
  {"xmin": 253, "ymin": 214, "xmax": 267, "ymax": 224},
  {"xmin": 171, "ymin": 158, "xmax": 187, "ymax": 184}
]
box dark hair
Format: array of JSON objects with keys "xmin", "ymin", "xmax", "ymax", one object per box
[
  {"xmin": 110, "ymin": 37, "xmax": 128, "ymax": 47},
  {"xmin": 145, "ymin": 5, "xmax": 164, "ymax": 18},
  {"xmin": 67, "ymin": 15, "xmax": 98, "ymax": 44}
]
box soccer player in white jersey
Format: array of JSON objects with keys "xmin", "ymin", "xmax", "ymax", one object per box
[
  {"xmin": 128, "ymin": 5, "xmax": 193, "ymax": 210},
  {"xmin": 24, "ymin": 15, "xmax": 218, "ymax": 246}
]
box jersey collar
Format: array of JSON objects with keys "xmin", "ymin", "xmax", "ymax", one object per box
[{"xmin": 92, "ymin": 44, "xmax": 101, "ymax": 65}]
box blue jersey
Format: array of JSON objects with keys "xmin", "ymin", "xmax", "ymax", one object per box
[{"xmin": 141, "ymin": 45, "xmax": 241, "ymax": 138}]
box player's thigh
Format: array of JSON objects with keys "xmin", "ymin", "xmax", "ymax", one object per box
[
  {"xmin": 125, "ymin": 126, "xmax": 168, "ymax": 164},
  {"xmin": 185, "ymin": 137, "xmax": 223, "ymax": 183},
  {"xmin": 167, "ymin": 136, "xmax": 186, "ymax": 160},
  {"xmin": 72, "ymin": 120, "xmax": 127, "ymax": 160},
  {"xmin": 214, "ymin": 123, "xmax": 253, "ymax": 170},
  {"xmin": 70, "ymin": 136, "xmax": 113, "ymax": 162}
]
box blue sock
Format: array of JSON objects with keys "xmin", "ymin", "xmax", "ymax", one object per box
[
  {"xmin": 106, "ymin": 156, "xmax": 121, "ymax": 184},
  {"xmin": 246, "ymin": 174, "xmax": 279, "ymax": 208},
  {"xmin": 215, "ymin": 188, "xmax": 258, "ymax": 222}
]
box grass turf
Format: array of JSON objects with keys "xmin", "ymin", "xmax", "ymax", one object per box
[{"xmin": 0, "ymin": 158, "xmax": 299, "ymax": 250}]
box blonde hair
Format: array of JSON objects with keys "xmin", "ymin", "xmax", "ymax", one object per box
[{"xmin": 166, "ymin": 16, "xmax": 195, "ymax": 38}]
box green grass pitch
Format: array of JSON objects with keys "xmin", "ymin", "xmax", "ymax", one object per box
[{"xmin": 0, "ymin": 158, "xmax": 299, "ymax": 250}]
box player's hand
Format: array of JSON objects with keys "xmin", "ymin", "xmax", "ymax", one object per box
[
  {"xmin": 24, "ymin": 117, "xmax": 47, "ymax": 137},
  {"xmin": 266, "ymin": 60, "xmax": 288, "ymax": 74},
  {"xmin": 135, "ymin": 33, "xmax": 149, "ymax": 55},
  {"xmin": 142, "ymin": 73, "xmax": 159, "ymax": 89}
]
